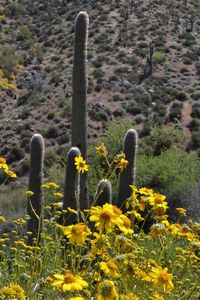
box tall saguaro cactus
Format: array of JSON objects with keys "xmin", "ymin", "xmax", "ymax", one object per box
[
  {"xmin": 27, "ymin": 134, "xmax": 44, "ymax": 246},
  {"xmin": 62, "ymin": 147, "xmax": 81, "ymax": 225},
  {"xmin": 71, "ymin": 11, "xmax": 89, "ymax": 209},
  {"xmin": 117, "ymin": 129, "xmax": 138, "ymax": 212}
]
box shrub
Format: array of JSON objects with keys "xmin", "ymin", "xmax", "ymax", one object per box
[
  {"xmin": 168, "ymin": 102, "xmax": 183, "ymax": 122},
  {"xmin": 191, "ymin": 103, "xmax": 200, "ymax": 118},
  {"xmin": 0, "ymin": 46, "xmax": 18, "ymax": 77},
  {"xmin": 152, "ymin": 51, "xmax": 165, "ymax": 64},
  {"xmin": 191, "ymin": 130, "xmax": 200, "ymax": 149},
  {"xmin": 7, "ymin": 146, "xmax": 25, "ymax": 163},
  {"xmin": 137, "ymin": 149, "xmax": 200, "ymax": 217},
  {"xmin": 44, "ymin": 126, "xmax": 59, "ymax": 139},
  {"xmin": 175, "ymin": 91, "xmax": 187, "ymax": 101}
]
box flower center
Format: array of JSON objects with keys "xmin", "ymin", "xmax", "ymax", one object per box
[
  {"xmin": 100, "ymin": 211, "xmax": 111, "ymax": 220},
  {"xmin": 159, "ymin": 271, "xmax": 170, "ymax": 283},
  {"xmin": 64, "ymin": 273, "xmax": 75, "ymax": 283},
  {"xmin": 107, "ymin": 262, "xmax": 117, "ymax": 270},
  {"xmin": 71, "ymin": 224, "xmax": 85, "ymax": 235}
]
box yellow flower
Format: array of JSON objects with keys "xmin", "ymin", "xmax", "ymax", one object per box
[
  {"xmin": 99, "ymin": 261, "xmax": 120, "ymax": 278},
  {"xmin": 0, "ymin": 283, "xmax": 25, "ymax": 300},
  {"xmin": 90, "ymin": 232, "xmax": 111, "ymax": 256},
  {"xmin": 97, "ymin": 280, "xmax": 119, "ymax": 300},
  {"xmin": 116, "ymin": 157, "xmax": 128, "ymax": 172},
  {"xmin": 6, "ymin": 170, "xmax": 17, "ymax": 178},
  {"xmin": 153, "ymin": 293, "xmax": 165, "ymax": 300},
  {"xmin": 51, "ymin": 270, "xmax": 88, "ymax": 292},
  {"xmin": 127, "ymin": 210, "xmax": 144, "ymax": 221},
  {"xmin": 43, "ymin": 182, "xmax": 60, "ymax": 189},
  {"xmin": 96, "ymin": 143, "xmax": 108, "ymax": 157},
  {"xmin": 118, "ymin": 214, "xmax": 133, "ymax": 235},
  {"xmin": 120, "ymin": 293, "xmax": 140, "ymax": 300},
  {"xmin": 0, "ymin": 216, "xmax": 6, "ymax": 222},
  {"xmin": 152, "ymin": 202, "xmax": 168, "ymax": 216},
  {"xmin": 176, "ymin": 207, "xmax": 187, "ymax": 216},
  {"xmin": 54, "ymin": 192, "xmax": 64, "ymax": 198},
  {"xmin": 89, "ymin": 203, "xmax": 123, "ymax": 233},
  {"xmin": 67, "ymin": 207, "xmax": 78, "ymax": 214},
  {"xmin": 149, "ymin": 266, "xmax": 174, "ymax": 293},
  {"xmin": 75, "ymin": 156, "xmax": 89, "ymax": 173},
  {"xmin": 0, "ymin": 157, "xmax": 6, "ymax": 164},
  {"xmin": 63, "ymin": 223, "xmax": 91, "ymax": 244},
  {"xmin": 113, "ymin": 153, "xmax": 128, "ymax": 172},
  {"xmin": 26, "ymin": 190, "xmax": 34, "ymax": 197},
  {"xmin": 148, "ymin": 193, "xmax": 166, "ymax": 206}
]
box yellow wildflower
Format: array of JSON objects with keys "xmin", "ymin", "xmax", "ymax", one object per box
[
  {"xmin": 176, "ymin": 207, "xmax": 187, "ymax": 216},
  {"xmin": 0, "ymin": 157, "xmax": 6, "ymax": 164},
  {"xmin": 54, "ymin": 192, "xmax": 64, "ymax": 198},
  {"xmin": 26, "ymin": 190, "xmax": 34, "ymax": 197},
  {"xmin": 99, "ymin": 261, "xmax": 120, "ymax": 278},
  {"xmin": 51, "ymin": 270, "xmax": 88, "ymax": 292},
  {"xmin": 89, "ymin": 203, "xmax": 123, "ymax": 233},
  {"xmin": 153, "ymin": 294, "xmax": 165, "ymax": 300},
  {"xmin": 127, "ymin": 210, "xmax": 144, "ymax": 221},
  {"xmin": 120, "ymin": 293, "xmax": 140, "ymax": 300},
  {"xmin": 6, "ymin": 170, "xmax": 17, "ymax": 178},
  {"xmin": 116, "ymin": 157, "xmax": 128, "ymax": 172},
  {"xmin": 63, "ymin": 223, "xmax": 91, "ymax": 244},
  {"xmin": 75, "ymin": 156, "xmax": 89, "ymax": 173},
  {"xmin": 149, "ymin": 266, "xmax": 174, "ymax": 293},
  {"xmin": 67, "ymin": 207, "xmax": 78, "ymax": 214},
  {"xmin": 96, "ymin": 143, "xmax": 108, "ymax": 158},
  {"xmin": 42, "ymin": 181, "xmax": 60, "ymax": 189},
  {"xmin": 0, "ymin": 283, "xmax": 25, "ymax": 300},
  {"xmin": 97, "ymin": 280, "xmax": 119, "ymax": 300},
  {"xmin": 0, "ymin": 216, "xmax": 6, "ymax": 222},
  {"xmin": 118, "ymin": 214, "xmax": 133, "ymax": 235}
]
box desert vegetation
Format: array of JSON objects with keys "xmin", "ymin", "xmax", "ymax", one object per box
[{"xmin": 0, "ymin": 1, "xmax": 200, "ymax": 299}]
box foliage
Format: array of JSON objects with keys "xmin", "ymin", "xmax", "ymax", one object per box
[
  {"xmin": 137, "ymin": 148, "xmax": 200, "ymax": 218},
  {"xmin": 0, "ymin": 46, "xmax": 18, "ymax": 78},
  {"xmin": 0, "ymin": 153, "xmax": 200, "ymax": 299}
]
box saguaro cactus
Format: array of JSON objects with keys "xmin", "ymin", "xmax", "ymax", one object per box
[
  {"xmin": 27, "ymin": 134, "xmax": 44, "ymax": 246},
  {"xmin": 94, "ymin": 179, "xmax": 112, "ymax": 206},
  {"xmin": 71, "ymin": 11, "xmax": 89, "ymax": 209},
  {"xmin": 62, "ymin": 147, "xmax": 81, "ymax": 225},
  {"xmin": 117, "ymin": 129, "xmax": 138, "ymax": 212}
]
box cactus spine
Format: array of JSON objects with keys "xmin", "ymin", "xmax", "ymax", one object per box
[
  {"xmin": 71, "ymin": 11, "xmax": 89, "ymax": 210},
  {"xmin": 62, "ymin": 147, "xmax": 81, "ymax": 225},
  {"xmin": 117, "ymin": 129, "xmax": 138, "ymax": 212},
  {"xmin": 27, "ymin": 134, "xmax": 44, "ymax": 246},
  {"xmin": 94, "ymin": 179, "xmax": 112, "ymax": 206}
]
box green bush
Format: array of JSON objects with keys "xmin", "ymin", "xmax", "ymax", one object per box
[
  {"xmin": 0, "ymin": 46, "xmax": 18, "ymax": 77},
  {"xmin": 44, "ymin": 126, "xmax": 59, "ymax": 139},
  {"xmin": 152, "ymin": 51, "xmax": 165, "ymax": 64},
  {"xmin": 137, "ymin": 149, "xmax": 200, "ymax": 218},
  {"xmin": 191, "ymin": 103, "xmax": 200, "ymax": 118}
]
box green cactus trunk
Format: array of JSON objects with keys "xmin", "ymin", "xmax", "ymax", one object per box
[
  {"xmin": 94, "ymin": 179, "xmax": 112, "ymax": 206},
  {"xmin": 62, "ymin": 147, "xmax": 80, "ymax": 225},
  {"xmin": 71, "ymin": 11, "xmax": 89, "ymax": 210},
  {"xmin": 117, "ymin": 129, "xmax": 138, "ymax": 212},
  {"xmin": 27, "ymin": 134, "xmax": 44, "ymax": 246}
]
